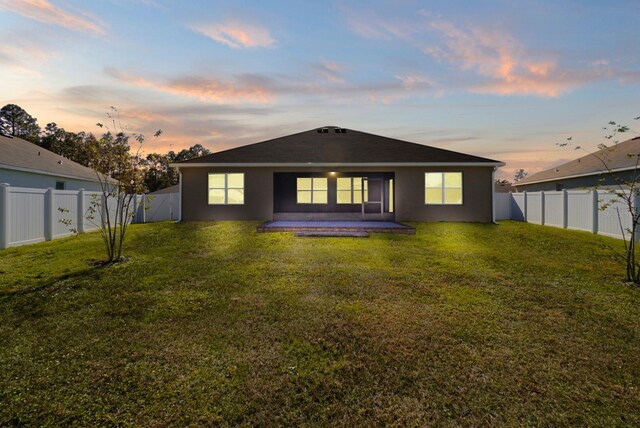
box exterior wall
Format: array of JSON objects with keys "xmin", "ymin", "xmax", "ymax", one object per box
[
  {"xmin": 514, "ymin": 170, "xmax": 635, "ymax": 192},
  {"xmin": 395, "ymin": 167, "xmax": 493, "ymax": 222},
  {"xmin": 0, "ymin": 168, "xmax": 102, "ymax": 191},
  {"xmin": 180, "ymin": 165, "xmax": 494, "ymax": 222},
  {"xmin": 181, "ymin": 167, "xmax": 274, "ymax": 221}
]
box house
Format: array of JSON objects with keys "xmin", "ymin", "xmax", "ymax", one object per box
[
  {"xmin": 514, "ymin": 136, "xmax": 640, "ymax": 192},
  {"xmin": 148, "ymin": 184, "xmax": 179, "ymax": 195},
  {"xmin": 171, "ymin": 126, "xmax": 504, "ymax": 223},
  {"xmin": 0, "ymin": 134, "xmax": 103, "ymax": 191}
]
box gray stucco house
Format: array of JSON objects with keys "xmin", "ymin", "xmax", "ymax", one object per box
[
  {"xmin": 0, "ymin": 134, "xmax": 102, "ymax": 191},
  {"xmin": 515, "ymin": 136, "xmax": 640, "ymax": 192},
  {"xmin": 171, "ymin": 127, "xmax": 504, "ymax": 223}
]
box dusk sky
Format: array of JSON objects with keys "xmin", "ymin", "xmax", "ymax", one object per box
[{"xmin": 1, "ymin": 0, "xmax": 639, "ymax": 179}]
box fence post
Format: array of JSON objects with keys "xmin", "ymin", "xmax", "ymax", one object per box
[
  {"xmin": 591, "ymin": 189, "xmax": 598, "ymax": 234},
  {"xmin": 77, "ymin": 189, "xmax": 85, "ymax": 234},
  {"xmin": 169, "ymin": 192, "xmax": 174, "ymax": 221},
  {"xmin": 562, "ymin": 189, "xmax": 568, "ymax": 229},
  {"xmin": 45, "ymin": 188, "xmax": 55, "ymax": 241},
  {"xmin": 540, "ymin": 191, "xmax": 545, "ymax": 225},
  {"xmin": 523, "ymin": 191, "xmax": 528, "ymax": 222},
  {"xmin": 0, "ymin": 183, "xmax": 10, "ymax": 249}
]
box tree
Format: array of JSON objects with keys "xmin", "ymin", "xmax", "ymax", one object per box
[
  {"xmin": 142, "ymin": 144, "xmax": 211, "ymax": 192},
  {"xmin": 558, "ymin": 118, "xmax": 640, "ymax": 284},
  {"xmin": 84, "ymin": 107, "xmax": 161, "ymax": 264},
  {"xmin": 143, "ymin": 152, "xmax": 175, "ymax": 192},
  {"xmin": 0, "ymin": 104, "xmax": 41, "ymax": 143},
  {"xmin": 514, "ymin": 169, "xmax": 528, "ymax": 182},
  {"xmin": 170, "ymin": 143, "xmax": 211, "ymax": 162}
]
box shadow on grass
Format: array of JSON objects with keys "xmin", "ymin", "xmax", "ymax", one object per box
[{"xmin": 0, "ymin": 266, "xmax": 103, "ymax": 299}]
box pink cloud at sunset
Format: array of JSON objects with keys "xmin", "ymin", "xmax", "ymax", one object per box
[
  {"xmin": 0, "ymin": 0, "xmax": 106, "ymax": 35},
  {"xmin": 104, "ymin": 67, "xmax": 274, "ymax": 104},
  {"xmin": 189, "ymin": 20, "xmax": 275, "ymax": 49}
]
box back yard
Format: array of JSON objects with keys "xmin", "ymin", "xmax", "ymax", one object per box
[{"xmin": 1, "ymin": 221, "xmax": 638, "ymax": 426}]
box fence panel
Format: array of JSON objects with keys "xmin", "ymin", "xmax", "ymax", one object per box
[
  {"xmin": 598, "ymin": 192, "xmax": 632, "ymax": 240},
  {"xmin": 145, "ymin": 193, "xmax": 178, "ymax": 222},
  {"xmin": 511, "ymin": 193, "xmax": 526, "ymax": 221},
  {"xmin": 83, "ymin": 192, "xmax": 102, "ymax": 231},
  {"xmin": 526, "ymin": 192, "xmax": 542, "ymax": 224},
  {"xmin": 53, "ymin": 190, "xmax": 79, "ymax": 238},
  {"xmin": 544, "ymin": 191, "xmax": 564, "ymax": 227},
  {"xmin": 566, "ymin": 190, "xmax": 592, "ymax": 232},
  {"xmin": 1, "ymin": 184, "xmax": 180, "ymax": 249},
  {"xmin": 9, "ymin": 187, "xmax": 46, "ymax": 246},
  {"xmin": 494, "ymin": 193, "xmax": 511, "ymax": 220}
]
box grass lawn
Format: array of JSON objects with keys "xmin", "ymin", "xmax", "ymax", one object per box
[{"xmin": 1, "ymin": 221, "xmax": 639, "ymax": 426}]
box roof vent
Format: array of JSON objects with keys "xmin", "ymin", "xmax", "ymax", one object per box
[
  {"xmin": 334, "ymin": 128, "xmax": 347, "ymax": 134},
  {"xmin": 58, "ymin": 160, "xmax": 63, "ymax": 165},
  {"xmin": 316, "ymin": 127, "xmax": 329, "ymax": 134}
]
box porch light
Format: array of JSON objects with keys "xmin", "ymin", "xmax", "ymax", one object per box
[{"xmin": 329, "ymin": 171, "xmax": 336, "ymax": 175}]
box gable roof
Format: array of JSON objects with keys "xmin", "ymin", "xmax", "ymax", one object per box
[
  {"xmin": 516, "ymin": 136, "xmax": 640, "ymax": 186},
  {"xmin": 0, "ymin": 134, "xmax": 101, "ymax": 183},
  {"xmin": 149, "ymin": 184, "xmax": 179, "ymax": 195},
  {"xmin": 173, "ymin": 126, "xmax": 503, "ymax": 166}
]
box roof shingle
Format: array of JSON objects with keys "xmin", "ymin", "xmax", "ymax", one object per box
[
  {"xmin": 0, "ymin": 134, "xmax": 100, "ymax": 182},
  {"xmin": 176, "ymin": 127, "xmax": 502, "ymax": 165},
  {"xmin": 517, "ymin": 136, "xmax": 640, "ymax": 185}
]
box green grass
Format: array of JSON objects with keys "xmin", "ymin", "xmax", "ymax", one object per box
[{"xmin": 1, "ymin": 221, "xmax": 639, "ymax": 426}]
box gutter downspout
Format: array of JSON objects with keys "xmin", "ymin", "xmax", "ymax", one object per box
[
  {"xmin": 492, "ymin": 166, "xmax": 497, "ymax": 224},
  {"xmin": 176, "ymin": 168, "xmax": 183, "ymax": 223}
]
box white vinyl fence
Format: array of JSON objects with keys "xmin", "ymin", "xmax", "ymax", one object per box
[
  {"xmin": 0, "ymin": 183, "xmax": 179, "ymax": 249},
  {"xmin": 495, "ymin": 190, "xmax": 635, "ymax": 240}
]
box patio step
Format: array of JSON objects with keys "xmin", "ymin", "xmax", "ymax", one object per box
[{"xmin": 294, "ymin": 231, "xmax": 370, "ymax": 238}]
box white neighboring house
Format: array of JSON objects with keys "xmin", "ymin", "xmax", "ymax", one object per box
[{"xmin": 0, "ymin": 133, "xmax": 103, "ymax": 191}]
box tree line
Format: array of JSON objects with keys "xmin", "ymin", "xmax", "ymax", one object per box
[{"xmin": 0, "ymin": 104, "xmax": 210, "ymax": 192}]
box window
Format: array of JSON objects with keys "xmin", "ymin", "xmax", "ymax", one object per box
[
  {"xmin": 336, "ymin": 177, "xmax": 368, "ymax": 204},
  {"xmin": 55, "ymin": 181, "xmax": 65, "ymax": 190},
  {"xmin": 297, "ymin": 177, "xmax": 328, "ymax": 204},
  {"xmin": 425, "ymin": 172, "xmax": 462, "ymax": 204},
  {"xmin": 208, "ymin": 173, "xmax": 244, "ymax": 205}
]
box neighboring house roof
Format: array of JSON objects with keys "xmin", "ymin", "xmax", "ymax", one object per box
[
  {"xmin": 0, "ymin": 134, "xmax": 101, "ymax": 183},
  {"xmin": 149, "ymin": 184, "xmax": 179, "ymax": 195},
  {"xmin": 173, "ymin": 126, "xmax": 503, "ymax": 166},
  {"xmin": 516, "ymin": 136, "xmax": 640, "ymax": 186}
]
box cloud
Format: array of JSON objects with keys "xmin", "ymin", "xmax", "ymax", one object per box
[
  {"xmin": 310, "ymin": 62, "xmax": 345, "ymax": 83},
  {"xmin": 104, "ymin": 65, "xmax": 439, "ymax": 106},
  {"xmin": 189, "ymin": 20, "xmax": 275, "ymax": 48},
  {"xmin": 0, "ymin": 30, "xmax": 57, "ymax": 75},
  {"xmin": 345, "ymin": 9, "xmax": 638, "ymax": 98},
  {"xmin": 0, "ymin": 0, "xmax": 107, "ymax": 35},
  {"xmin": 105, "ymin": 67, "xmax": 275, "ymax": 104},
  {"xmin": 346, "ymin": 10, "xmax": 418, "ymax": 41},
  {"xmin": 422, "ymin": 17, "xmax": 593, "ymax": 97}
]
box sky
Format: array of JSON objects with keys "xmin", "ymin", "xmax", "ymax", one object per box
[{"xmin": 0, "ymin": 0, "xmax": 639, "ymax": 179}]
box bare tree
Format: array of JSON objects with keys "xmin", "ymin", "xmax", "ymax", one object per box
[
  {"xmin": 558, "ymin": 118, "xmax": 640, "ymax": 283},
  {"xmin": 86, "ymin": 107, "xmax": 161, "ymax": 264}
]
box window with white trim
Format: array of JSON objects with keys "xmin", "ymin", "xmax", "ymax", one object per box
[
  {"xmin": 297, "ymin": 177, "xmax": 328, "ymax": 204},
  {"xmin": 208, "ymin": 173, "xmax": 244, "ymax": 205},
  {"xmin": 425, "ymin": 172, "xmax": 463, "ymax": 204},
  {"xmin": 336, "ymin": 177, "xmax": 368, "ymax": 204}
]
